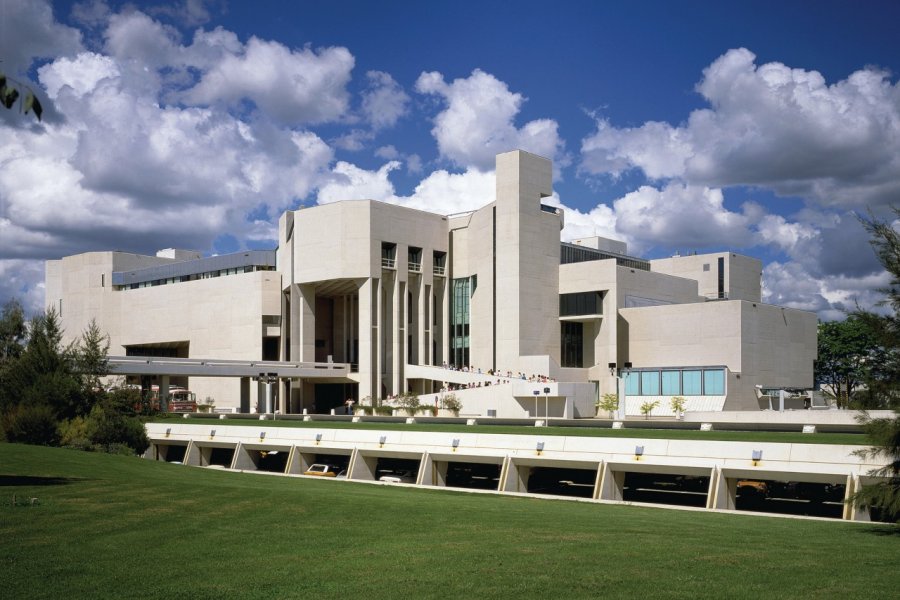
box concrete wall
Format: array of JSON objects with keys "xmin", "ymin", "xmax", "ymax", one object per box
[
  {"xmin": 45, "ymin": 251, "xmax": 281, "ymax": 410},
  {"xmin": 651, "ymin": 252, "xmax": 762, "ymax": 302}
]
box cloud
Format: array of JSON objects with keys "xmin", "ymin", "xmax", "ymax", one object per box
[
  {"xmin": 416, "ymin": 69, "xmax": 567, "ymax": 172},
  {"xmin": 184, "ymin": 37, "xmax": 355, "ymax": 125},
  {"xmin": 147, "ymin": 0, "xmax": 216, "ymax": 27},
  {"xmin": 0, "ymin": 260, "xmax": 46, "ymax": 316},
  {"xmin": 0, "ymin": 0, "xmax": 83, "ymax": 75},
  {"xmin": 361, "ymin": 71, "xmax": 409, "ymax": 130},
  {"xmin": 613, "ymin": 183, "xmax": 755, "ymax": 253},
  {"xmin": 316, "ymin": 161, "xmax": 495, "ymax": 215},
  {"xmin": 580, "ymin": 48, "xmax": 900, "ymax": 209}
]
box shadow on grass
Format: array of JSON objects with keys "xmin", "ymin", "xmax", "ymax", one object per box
[{"xmin": 0, "ymin": 475, "xmax": 85, "ymax": 487}]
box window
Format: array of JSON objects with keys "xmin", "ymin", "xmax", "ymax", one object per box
[
  {"xmin": 661, "ymin": 371, "xmax": 681, "ymax": 395},
  {"xmin": 408, "ymin": 247, "xmax": 422, "ymax": 272},
  {"xmin": 450, "ymin": 277, "xmax": 472, "ymax": 368},
  {"xmin": 640, "ymin": 371, "xmax": 660, "ymax": 395},
  {"xmin": 703, "ymin": 369, "xmax": 725, "ymax": 395},
  {"xmin": 433, "ymin": 251, "xmax": 447, "ymax": 275},
  {"xmin": 381, "ymin": 242, "xmax": 397, "ymax": 269},
  {"xmin": 560, "ymin": 322, "xmax": 583, "ymax": 368},
  {"xmin": 682, "ymin": 370, "xmax": 702, "ymax": 395},
  {"xmin": 559, "ymin": 291, "xmax": 602, "ymax": 317},
  {"xmin": 703, "ymin": 263, "xmax": 710, "ymax": 272},
  {"xmin": 624, "ymin": 372, "xmax": 640, "ymax": 395}
]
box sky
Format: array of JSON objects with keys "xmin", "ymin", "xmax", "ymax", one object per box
[{"xmin": 1, "ymin": 0, "xmax": 899, "ymax": 320}]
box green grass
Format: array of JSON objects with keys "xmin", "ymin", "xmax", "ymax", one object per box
[
  {"xmin": 2, "ymin": 443, "xmax": 898, "ymax": 599},
  {"xmin": 154, "ymin": 415, "xmax": 867, "ymax": 445}
]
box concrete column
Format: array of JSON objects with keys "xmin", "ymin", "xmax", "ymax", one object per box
[
  {"xmin": 159, "ymin": 375, "xmax": 170, "ymax": 413},
  {"xmin": 290, "ymin": 284, "xmax": 301, "ymax": 363},
  {"xmin": 376, "ymin": 276, "xmax": 384, "ymax": 401},
  {"xmin": 392, "ymin": 276, "xmax": 402, "ymax": 394},
  {"xmin": 240, "ymin": 377, "xmax": 250, "ymax": 413},
  {"xmin": 418, "ymin": 281, "xmax": 428, "ymax": 366},
  {"xmin": 711, "ymin": 468, "xmax": 736, "ymax": 510},
  {"xmin": 442, "ymin": 276, "xmax": 450, "ymax": 366},
  {"xmin": 598, "ymin": 462, "xmax": 624, "ymax": 501},
  {"xmin": 298, "ymin": 284, "xmax": 316, "ymax": 363},
  {"xmin": 357, "ymin": 278, "xmax": 374, "ymax": 402}
]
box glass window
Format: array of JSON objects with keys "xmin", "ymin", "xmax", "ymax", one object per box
[
  {"xmin": 682, "ymin": 370, "xmax": 702, "ymax": 395},
  {"xmin": 661, "ymin": 371, "xmax": 681, "ymax": 395},
  {"xmin": 640, "ymin": 371, "xmax": 660, "ymax": 395},
  {"xmin": 624, "ymin": 372, "xmax": 640, "ymax": 395},
  {"xmin": 704, "ymin": 369, "xmax": 725, "ymax": 395}
]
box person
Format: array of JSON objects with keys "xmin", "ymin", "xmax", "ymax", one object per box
[{"xmin": 345, "ymin": 398, "xmax": 355, "ymax": 415}]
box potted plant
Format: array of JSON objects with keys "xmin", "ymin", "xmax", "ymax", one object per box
[
  {"xmin": 670, "ymin": 396, "xmax": 686, "ymax": 419},
  {"xmin": 397, "ymin": 391, "xmax": 421, "ymax": 416},
  {"xmin": 442, "ymin": 393, "xmax": 462, "ymax": 417},
  {"xmin": 596, "ymin": 393, "xmax": 619, "ymax": 419},
  {"xmin": 640, "ymin": 399, "xmax": 660, "ymax": 420}
]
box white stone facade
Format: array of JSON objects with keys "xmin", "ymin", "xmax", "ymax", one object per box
[{"xmin": 45, "ymin": 150, "xmax": 816, "ymax": 416}]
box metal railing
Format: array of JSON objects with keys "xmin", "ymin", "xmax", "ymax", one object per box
[
  {"xmin": 433, "ymin": 265, "xmax": 446, "ymax": 276},
  {"xmin": 408, "ymin": 262, "xmax": 421, "ymax": 273},
  {"xmin": 381, "ymin": 257, "xmax": 396, "ymax": 269}
]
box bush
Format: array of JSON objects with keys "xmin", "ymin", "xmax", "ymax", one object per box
[
  {"xmin": 442, "ymin": 393, "xmax": 462, "ymax": 417},
  {"xmin": 2, "ymin": 403, "xmax": 60, "ymax": 446},
  {"xmin": 596, "ymin": 393, "xmax": 619, "ymax": 416},
  {"xmin": 396, "ymin": 392, "xmax": 421, "ymax": 416},
  {"xmin": 59, "ymin": 416, "xmax": 96, "ymax": 450},
  {"xmin": 86, "ymin": 401, "xmax": 150, "ymax": 455},
  {"xmin": 640, "ymin": 400, "xmax": 660, "ymax": 419}
]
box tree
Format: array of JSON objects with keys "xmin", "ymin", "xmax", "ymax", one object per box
[
  {"xmin": 77, "ymin": 319, "xmax": 110, "ymax": 406},
  {"xmin": 848, "ymin": 209, "xmax": 900, "ymax": 522},
  {"xmin": 0, "ymin": 299, "xmax": 27, "ymax": 363},
  {"xmin": 815, "ymin": 316, "xmax": 887, "ymax": 408},
  {"xmin": 596, "ymin": 393, "xmax": 619, "ymax": 418}
]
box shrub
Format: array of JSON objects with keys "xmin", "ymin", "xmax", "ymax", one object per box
[
  {"xmin": 442, "ymin": 393, "xmax": 462, "ymax": 417},
  {"xmin": 396, "ymin": 392, "xmax": 421, "ymax": 416},
  {"xmin": 87, "ymin": 401, "xmax": 150, "ymax": 455},
  {"xmin": 640, "ymin": 400, "xmax": 660, "ymax": 419},
  {"xmin": 670, "ymin": 396, "xmax": 687, "ymax": 415},
  {"xmin": 596, "ymin": 393, "xmax": 619, "ymax": 417},
  {"xmin": 2, "ymin": 403, "xmax": 60, "ymax": 446},
  {"xmin": 59, "ymin": 416, "xmax": 96, "ymax": 450}
]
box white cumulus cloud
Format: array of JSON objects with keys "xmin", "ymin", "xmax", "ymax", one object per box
[{"xmin": 416, "ymin": 69, "xmax": 567, "ymax": 172}]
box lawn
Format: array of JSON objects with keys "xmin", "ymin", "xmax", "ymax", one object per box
[
  {"xmin": 155, "ymin": 414, "xmax": 868, "ymax": 446},
  {"xmin": 2, "ymin": 443, "xmax": 897, "ymax": 599}
]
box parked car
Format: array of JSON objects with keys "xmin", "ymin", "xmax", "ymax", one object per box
[
  {"xmin": 304, "ymin": 464, "xmax": 342, "ymax": 477},
  {"xmin": 378, "ymin": 470, "xmax": 416, "ymax": 484}
]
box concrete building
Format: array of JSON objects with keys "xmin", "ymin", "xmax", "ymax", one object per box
[{"xmin": 45, "ymin": 150, "xmax": 816, "ymax": 417}]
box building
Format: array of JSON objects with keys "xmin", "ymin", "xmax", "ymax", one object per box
[{"xmin": 45, "ymin": 150, "xmax": 816, "ymax": 417}]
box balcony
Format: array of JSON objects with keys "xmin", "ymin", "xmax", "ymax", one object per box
[
  {"xmin": 433, "ymin": 265, "xmax": 446, "ymax": 276},
  {"xmin": 382, "ymin": 258, "xmax": 396, "ymax": 269},
  {"xmin": 408, "ymin": 262, "xmax": 422, "ymax": 273}
]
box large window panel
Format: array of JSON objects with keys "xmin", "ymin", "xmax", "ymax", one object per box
[
  {"xmin": 624, "ymin": 372, "xmax": 640, "ymax": 395},
  {"xmin": 682, "ymin": 370, "xmax": 702, "ymax": 395},
  {"xmin": 703, "ymin": 369, "xmax": 725, "ymax": 395},
  {"xmin": 640, "ymin": 371, "xmax": 660, "ymax": 396},
  {"xmin": 661, "ymin": 371, "xmax": 681, "ymax": 395}
]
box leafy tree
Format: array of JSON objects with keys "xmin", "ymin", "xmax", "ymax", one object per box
[
  {"xmin": 77, "ymin": 319, "xmax": 110, "ymax": 406},
  {"xmin": 596, "ymin": 392, "xmax": 619, "ymax": 417},
  {"xmin": 848, "ymin": 209, "xmax": 900, "ymax": 522},
  {"xmin": 850, "ymin": 411, "xmax": 900, "ymax": 523},
  {"xmin": 0, "ymin": 299, "xmax": 27, "ymax": 363},
  {"xmin": 815, "ymin": 316, "xmax": 887, "ymax": 408}
]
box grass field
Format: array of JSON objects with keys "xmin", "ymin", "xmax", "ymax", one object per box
[
  {"xmin": 155, "ymin": 415, "xmax": 868, "ymax": 446},
  {"xmin": 2, "ymin": 443, "xmax": 897, "ymax": 599}
]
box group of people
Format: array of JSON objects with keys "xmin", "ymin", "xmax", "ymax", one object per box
[{"xmin": 439, "ymin": 362, "xmax": 556, "ymax": 384}]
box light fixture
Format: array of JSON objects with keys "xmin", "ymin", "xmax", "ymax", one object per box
[
  {"xmin": 209, "ymin": 429, "xmax": 216, "ymax": 438},
  {"xmin": 259, "ymin": 431, "xmax": 266, "ymax": 440},
  {"xmin": 379, "ymin": 435, "xmax": 387, "ymax": 447},
  {"xmin": 165, "ymin": 428, "xmax": 171, "ymax": 438},
  {"xmin": 536, "ymin": 441, "xmax": 544, "ymax": 455},
  {"xmin": 635, "ymin": 445, "xmax": 644, "ymax": 457},
  {"xmin": 315, "ymin": 433, "xmax": 323, "ymax": 442},
  {"xmin": 623, "ymin": 362, "xmax": 633, "ymax": 369},
  {"xmin": 452, "ymin": 438, "xmax": 460, "ymax": 449},
  {"xmin": 608, "ymin": 362, "xmax": 617, "ymax": 375},
  {"xmin": 752, "ymin": 449, "xmax": 762, "ymax": 464}
]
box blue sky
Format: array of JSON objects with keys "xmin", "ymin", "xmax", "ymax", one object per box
[{"xmin": 1, "ymin": 0, "xmax": 899, "ymax": 319}]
